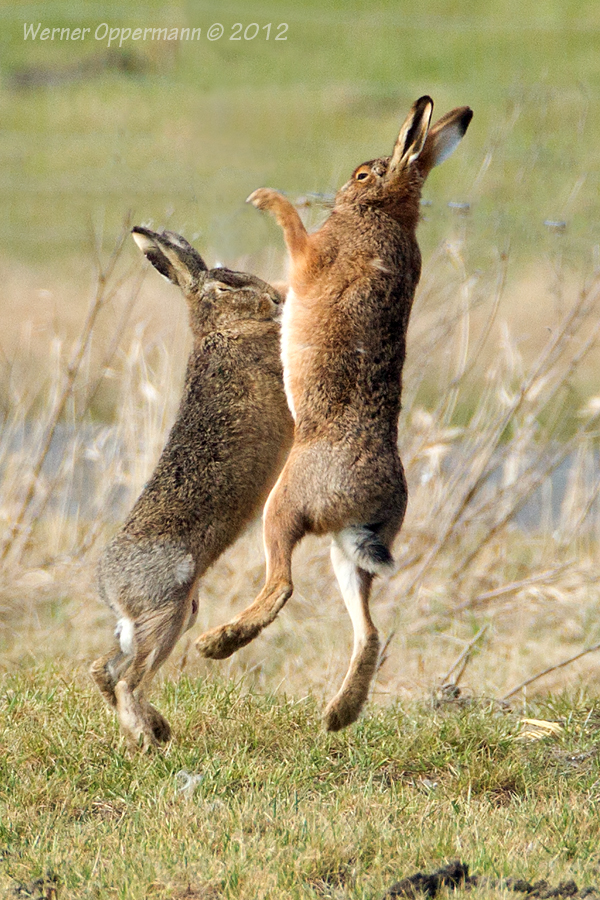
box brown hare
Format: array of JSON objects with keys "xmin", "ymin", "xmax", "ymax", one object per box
[
  {"xmin": 91, "ymin": 227, "xmax": 293, "ymax": 749},
  {"xmin": 195, "ymin": 97, "xmax": 472, "ymax": 730}
]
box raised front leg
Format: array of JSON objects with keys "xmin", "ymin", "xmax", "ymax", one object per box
[
  {"xmin": 90, "ymin": 647, "xmax": 126, "ymax": 708},
  {"xmin": 247, "ymin": 188, "xmax": 309, "ymax": 260}
]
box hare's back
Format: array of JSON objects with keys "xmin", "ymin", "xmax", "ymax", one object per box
[{"xmin": 122, "ymin": 327, "xmax": 290, "ymax": 549}]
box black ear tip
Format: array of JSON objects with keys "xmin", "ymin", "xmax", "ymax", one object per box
[
  {"xmin": 415, "ymin": 95, "xmax": 434, "ymax": 114},
  {"xmin": 131, "ymin": 226, "xmax": 158, "ymax": 252},
  {"xmin": 460, "ymin": 108, "xmax": 474, "ymax": 134}
]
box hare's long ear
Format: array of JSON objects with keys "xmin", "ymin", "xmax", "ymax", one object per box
[
  {"xmin": 388, "ymin": 95, "xmax": 434, "ymax": 177},
  {"xmin": 417, "ymin": 107, "xmax": 473, "ymax": 179},
  {"xmin": 132, "ymin": 227, "xmax": 207, "ymax": 292}
]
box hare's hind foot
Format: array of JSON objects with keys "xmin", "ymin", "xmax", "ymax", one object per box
[
  {"xmin": 90, "ymin": 655, "xmax": 118, "ymax": 707},
  {"xmin": 140, "ymin": 700, "xmax": 172, "ymax": 744},
  {"xmin": 195, "ymin": 580, "xmax": 293, "ymax": 659},
  {"xmin": 114, "ymin": 681, "xmax": 171, "ymax": 751},
  {"xmin": 195, "ymin": 622, "xmax": 250, "ymax": 660},
  {"xmin": 323, "ymin": 631, "xmax": 380, "ymax": 732},
  {"xmin": 91, "ymin": 658, "xmax": 171, "ymax": 746},
  {"xmin": 90, "ymin": 650, "xmax": 130, "ymax": 707}
]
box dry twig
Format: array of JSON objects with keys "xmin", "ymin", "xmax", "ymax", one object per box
[
  {"xmin": 441, "ymin": 625, "xmax": 489, "ymax": 687},
  {"xmin": 502, "ymin": 642, "xmax": 600, "ymax": 701}
]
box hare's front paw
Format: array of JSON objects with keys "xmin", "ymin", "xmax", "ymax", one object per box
[{"xmin": 246, "ymin": 188, "xmax": 283, "ymax": 210}]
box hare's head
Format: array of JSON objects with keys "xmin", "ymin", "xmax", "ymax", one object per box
[
  {"xmin": 336, "ymin": 96, "xmax": 472, "ymax": 223},
  {"xmin": 132, "ymin": 227, "xmax": 282, "ymax": 332},
  {"xmin": 200, "ymin": 269, "xmax": 283, "ymax": 326}
]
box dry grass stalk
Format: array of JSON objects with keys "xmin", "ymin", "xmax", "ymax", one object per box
[
  {"xmin": 441, "ymin": 625, "xmax": 488, "ymax": 687},
  {"xmin": 503, "ymin": 642, "xmax": 600, "ymax": 701},
  {"xmin": 0, "ymin": 220, "xmax": 148, "ymax": 572},
  {"xmin": 0, "ymin": 226, "xmax": 599, "ymax": 701},
  {"xmin": 392, "ymin": 242, "xmax": 600, "ymax": 620}
]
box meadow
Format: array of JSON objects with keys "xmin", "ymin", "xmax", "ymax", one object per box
[
  {"xmin": 3, "ymin": 673, "xmax": 600, "ymax": 899},
  {"xmin": 1, "ymin": 1, "xmax": 600, "ymax": 897}
]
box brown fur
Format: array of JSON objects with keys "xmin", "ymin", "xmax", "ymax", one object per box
[
  {"xmin": 91, "ymin": 227, "xmax": 293, "ymax": 749},
  {"xmin": 196, "ymin": 98, "xmax": 472, "ymax": 730}
]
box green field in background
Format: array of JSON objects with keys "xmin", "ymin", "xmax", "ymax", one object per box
[{"xmin": 1, "ymin": 0, "xmax": 600, "ymax": 270}]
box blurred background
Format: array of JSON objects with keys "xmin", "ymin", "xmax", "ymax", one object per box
[
  {"xmin": 1, "ymin": 0, "xmax": 599, "ymax": 703},
  {"xmin": 3, "ymin": 1, "xmax": 600, "ymax": 264}
]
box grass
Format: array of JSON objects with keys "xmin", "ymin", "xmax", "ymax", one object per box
[
  {"xmin": 2, "ymin": 0, "xmax": 600, "ymax": 266},
  {"xmin": 2, "ymin": 668, "xmax": 600, "ymax": 898},
  {"xmin": 1, "ymin": 1, "xmax": 600, "ymax": 894}
]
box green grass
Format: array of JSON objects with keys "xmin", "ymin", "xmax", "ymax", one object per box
[
  {"xmin": 2, "ymin": 666, "xmax": 600, "ymax": 898},
  {"xmin": 2, "ymin": 0, "xmax": 600, "ymax": 268}
]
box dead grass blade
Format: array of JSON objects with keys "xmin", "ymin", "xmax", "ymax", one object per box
[{"xmin": 502, "ymin": 642, "xmax": 600, "ymax": 701}]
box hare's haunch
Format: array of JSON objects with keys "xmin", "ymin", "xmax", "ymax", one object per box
[
  {"xmin": 196, "ymin": 97, "xmax": 472, "ymax": 730},
  {"xmin": 91, "ymin": 228, "xmax": 293, "ymax": 749}
]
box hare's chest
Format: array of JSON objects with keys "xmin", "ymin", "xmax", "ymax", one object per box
[
  {"xmin": 280, "ymin": 289, "xmax": 320, "ymax": 422},
  {"xmin": 280, "ymin": 291, "xmax": 298, "ymax": 420}
]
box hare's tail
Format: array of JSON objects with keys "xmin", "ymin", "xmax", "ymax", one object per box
[{"xmin": 335, "ymin": 525, "xmax": 394, "ymax": 576}]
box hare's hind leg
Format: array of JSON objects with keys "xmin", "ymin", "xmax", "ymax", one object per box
[
  {"xmin": 323, "ymin": 536, "xmax": 380, "ymax": 732},
  {"xmin": 196, "ymin": 469, "xmax": 304, "ymax": 660},
  {"xmin": 90, "ymin": 644, "xmax": 172, "ymax": 746},
  {"xmin": 114, "ymin": 590, "xmax": 196, "ymax": 749},
  {"xmin": 90, "ymin": 647, "xmax": 126, "ymax": 708}
]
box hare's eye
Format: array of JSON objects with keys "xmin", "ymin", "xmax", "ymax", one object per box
[{"xmin": 356, "ymin": 171, "xmax": 369, "ymax": 181}]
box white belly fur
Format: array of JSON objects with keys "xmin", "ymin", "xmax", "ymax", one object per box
[{"xmin": 280, "ymin": 288, "xmax": 297, "ymax": 421}]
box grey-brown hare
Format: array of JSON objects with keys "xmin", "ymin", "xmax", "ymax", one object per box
[
  {"xmin": 91, "ymin": 227, "xmax": 293, "ymax": 749},
  {"xmin": 196, "ymin": 97, "xmax": 472, "ymax": 731}
]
